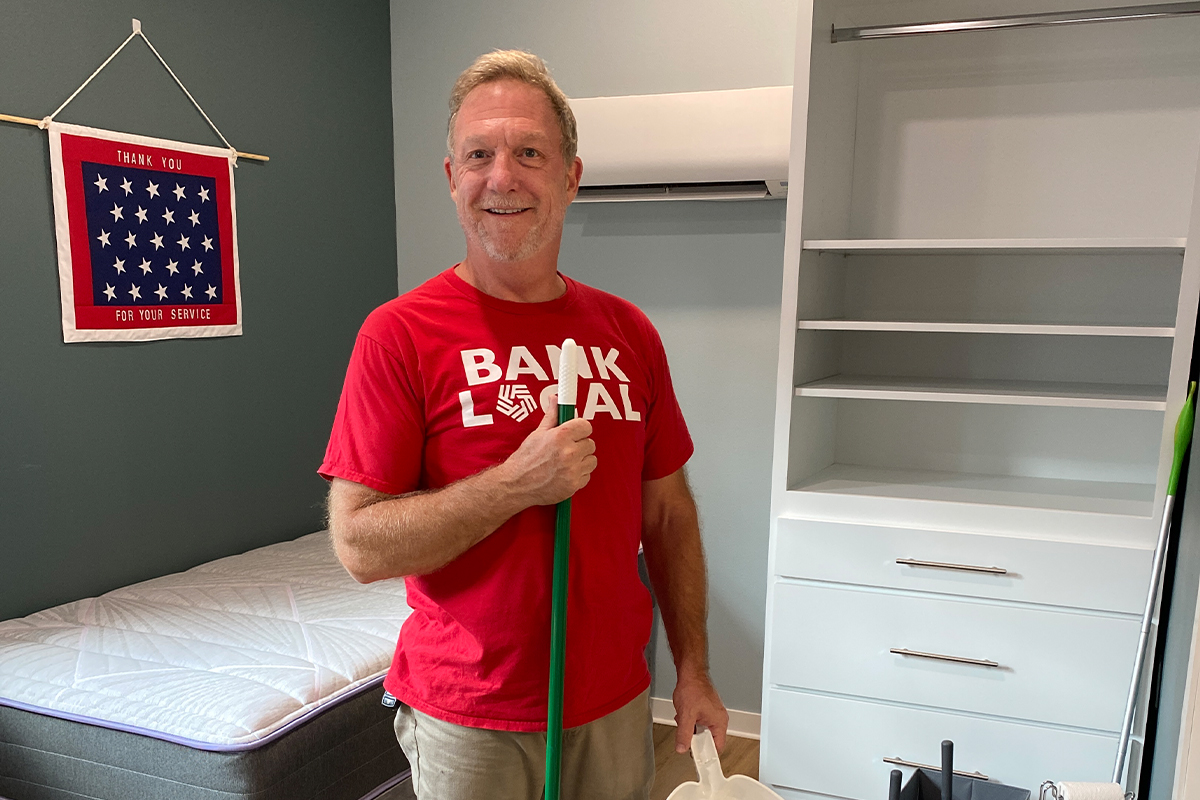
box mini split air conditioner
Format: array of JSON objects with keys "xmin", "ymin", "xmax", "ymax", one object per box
[{"xmin": 568, "ymin": 86, "xmax": 792, "ymax": 202}]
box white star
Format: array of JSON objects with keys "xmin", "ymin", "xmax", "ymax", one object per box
[
  {"xmin": 94, "ymin": 175, "xmax": 108, "ymax": 193},
  {"xmin": 125, "ymin": 231, "xmax": 137, "ymax": 248},
  {"xmin": 151, "ymin": 233, "xmax": 164, "ymax": 250},
  {"xmin": 154, "ymin": 284, "xmax": 169, "ymax": 301},
  {"xmin": 96, "ymin": 229, "xmax": 111, "ymax": 247},
  {"xmin": 188, "ymin": 209, "xmax": 201, "ymax": 226},
  {"xmin": 165, "ymin": 259, "xmax": 180, "ymax": 276},
  {"xmin": 173, "ymin": 184, "xmax": 186, "ymax": 201},
  {"xmin": 128, "ymin": 284, "xmax": 142, "ymax": 301},
  {"xmin": 138, "ymin": 258, "xmax": 153, "ymax": 275},
  {"xmin": 112, "ymin": 257, "xmax": 125, "ymax": 274},
  {"xmin": 134, "ymin": 206, "xmax": 148, "ymax": 224},
  {"xmin": 103, "ymin": 283, "xmax": 117, "ymax": 301},
  {"xmin": 177, "ymin": 234, "xmax": 190, "ymax": 251},
  {"xmin": 162, "ymin": 208, "xmax": 175, "ymax": 225},
  {"xmin": 205, "ymin": 285, "xmax": 217, "ymax": 301},
  {"xmin": 192, "ymin": 259, "xmax": 204, "ymax": 275},
  {"xmin": 201, "ymin": 235, "xmax": 214, "ymax": 252},
  {"xmin": 198, "ymin": 186, "xmax": 210, "ymax": 202},
  {"xmin": 120, "ymin": 178, "xmax": 133, "ymax": 195},
  {"xmin": 146, "ymin": 181, "xmax": 159, "ymax": 198},
  {"xmin": 181, "ymin": 284, "xmax": 193, "ymax": 300},
  {"xmin": 109, "ymin": 203, "xmax": 124, "ymax": 222}
]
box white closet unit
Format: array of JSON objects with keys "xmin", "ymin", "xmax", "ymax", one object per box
[{"xmin": 761, "ymin": 2, "xmax": 1200, "ymax": 798}]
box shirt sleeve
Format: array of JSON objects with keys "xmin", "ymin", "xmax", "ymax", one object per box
[
  {"xmin": 639, "ymin": 320, "xmax": 694, "ymax": 481},
  {"xmin": 318, "ymin": 329, "xmax": 425, "ymax": 496}
]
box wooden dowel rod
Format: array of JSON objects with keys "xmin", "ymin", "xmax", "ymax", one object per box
[
  {"xmin": 1, "ymin": 112, "xmax": 42, "ymax": 126},
  {"xmin": 0, "ymin": 112, "xmax": 269, "ymax": 162}
]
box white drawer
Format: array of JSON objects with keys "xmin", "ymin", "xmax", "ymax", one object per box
[
  {"xmin": 761, "ymin": 688, "xmax": 1118, "ymax": 800},
  {"xmin": 774, "ymin": 518, "xmax": 1151, "ymax": 613},
  {"xmin": 769, "ymin": 582, "xmax": 1138, "ymax": 732},
  {"xmin": 774, "ymin": 788, "xmax": 849, "ymax": 800}
]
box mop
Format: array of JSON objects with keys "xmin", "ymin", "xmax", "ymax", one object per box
[
  {"xmin": 545, "ymin": 338, "xmax": 579, "ymax": 800},
  {"xmin": 541, "ymin": 338, "xmax": 786, "ymax": 800},
  {"xmin": 1041, "ymin": 382, "xmax": 1196, "ymax": 800}
]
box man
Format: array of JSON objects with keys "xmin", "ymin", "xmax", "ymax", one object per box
[{"xmin": 321, "ymin": 50, "xmax": 727, "ymax": 800}]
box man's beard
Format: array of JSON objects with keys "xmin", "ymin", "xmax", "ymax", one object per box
[{"xmin": 459, "ymin": 197, "xmax": 567, "ymax": 263}]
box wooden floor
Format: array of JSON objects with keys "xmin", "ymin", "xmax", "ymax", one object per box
[{"xmin": 650, "ymin": 723, "xmax": 760, "ymax": 800}]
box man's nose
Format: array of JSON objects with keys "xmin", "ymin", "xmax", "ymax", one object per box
[{"xmin": 487, "ymin": 151, "xmax": 520, "ymax": 191}]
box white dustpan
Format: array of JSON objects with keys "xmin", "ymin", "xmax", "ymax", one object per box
[{"xmin": 666, "ymin": 730, "xmax": 785, "ymax": 800}]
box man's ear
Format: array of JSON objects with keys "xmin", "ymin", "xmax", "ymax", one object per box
[
  {"xmin": 445, "ymin": 156, "xmax": 457, "ymax": 199},
  {"xmin": 566, "ymin": 156, "xmax": 583, "ymax": 201}
]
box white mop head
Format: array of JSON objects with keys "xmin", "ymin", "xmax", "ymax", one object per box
[{"xmin": 1047, "ymin": 783, "xmax": 1125, "ymax": 800}]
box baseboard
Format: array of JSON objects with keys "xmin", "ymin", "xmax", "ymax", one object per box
[{"xmin": 650, "ymin": 696, "xmax": 761, "ymax": 740}]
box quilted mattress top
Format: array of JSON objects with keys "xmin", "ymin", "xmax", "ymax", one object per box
[{"xmin": 0, "ymin": 532, "xmax": 409, "ymax": 750}]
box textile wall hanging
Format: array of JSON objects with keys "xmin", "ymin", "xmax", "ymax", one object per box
[
  {"xmin": 1, "ymin": 19, "xmax": 268, "ymax": 342},
  {"xmin": 49, "ymin": 124, "xmax": 242, "ymax": 341}
]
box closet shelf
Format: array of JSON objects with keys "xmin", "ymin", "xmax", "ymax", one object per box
[
  {"xmin": 802, "ymin": 238, "xmax": 1187, "ymax": 254},
  {"xmin": 795, "ymin": 376, "xmax": 1167, "ymax": 410},
  {"xmin": 795, "ymin": 319, "xmax": 1175, "ymax": 337},
  {"xmin": 790, "ymin": 464, "xmax": 1155, "ymax": 518}
]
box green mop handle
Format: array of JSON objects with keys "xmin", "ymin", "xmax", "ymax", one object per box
[
  {"xmin": 1113, "ymin": 380, "xmax": 1196, "ymax": 784},
  {"xmin": 1170, "ymin": 382, "xmax": 1197, "ymax": 497},
  {"xmin": 546, "ymin": 338, "xmax": 579, "ymax": 800}
]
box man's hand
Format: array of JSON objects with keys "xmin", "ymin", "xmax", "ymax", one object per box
[
  {"xmin": 673, "ymin": 669, "xmax": 729, "ymax": 754},
  {"xmin": 502, "ymin": 393, "xmax": 596, "ymax": 507}
]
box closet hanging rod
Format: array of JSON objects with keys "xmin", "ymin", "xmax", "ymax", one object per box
[{"xmin": 832, "ymin": 2, "xmax": 1200, "ymax": 42}]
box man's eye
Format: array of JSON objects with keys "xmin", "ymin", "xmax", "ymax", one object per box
[
  {"xmin": 467, "ymin": 150, "xmax": 488, "ymax": 159},
  {"xmin": 522, "ymin": 148, "xmax": 539, "ymax": 158}
]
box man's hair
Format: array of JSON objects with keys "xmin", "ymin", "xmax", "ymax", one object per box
[{"xmin": 447, "ymin": 50, "xmax": 578, "ymax": 164}]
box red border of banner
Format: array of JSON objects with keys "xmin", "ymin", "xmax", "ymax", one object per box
[{"xmin": 60, "ymin": 133, "xmax": 238, "ymax": 330}]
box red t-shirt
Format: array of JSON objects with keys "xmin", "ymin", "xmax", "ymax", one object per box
[{"xmin": 319, "ymin": 267, "xmax": 693, "ymax": 731}]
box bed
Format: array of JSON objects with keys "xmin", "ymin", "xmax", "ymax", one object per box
[{"xmin": 0, "ymin": 531, "xmax": 413, "ymax": 800}]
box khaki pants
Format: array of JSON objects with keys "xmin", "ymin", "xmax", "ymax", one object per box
[{"xmin": 394, "ymin": 689, "xmax": 655, "ymax": 800}]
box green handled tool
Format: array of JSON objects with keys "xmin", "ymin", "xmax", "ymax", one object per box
[
  {"xmin": 546, "ymin": 338, "xmax": 579, "ymax": 800},
  {"xmin": 1113, "ymin": 381, "xmax": 1196, "ymax": 784}
]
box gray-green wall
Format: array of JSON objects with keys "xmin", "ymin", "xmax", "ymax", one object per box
[
  {"xmin": 0, "ymin": 1, "xmax": 398, "ymax": 621},
  {"xmin": 389, "ymin": 0, "xmax": 799, "ymax": 714}
]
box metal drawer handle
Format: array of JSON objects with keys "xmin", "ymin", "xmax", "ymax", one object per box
[
  {"xmin": 883, "ymin": 756, "xmax": 989, "ymax": 780},
  {"xmin": 891, "ymin": 647, "xmax": 1001, "ymax": 669},
  {"xmin": 897, "ymin": 557, "xmax": 1008, "ymax": 575}
]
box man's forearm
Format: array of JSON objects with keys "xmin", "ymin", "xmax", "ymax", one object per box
[
  {"xmin": 641, "ymin": 475, "xmax": 711, "ymax": 678},
  {"xmin": 641, "ymin": 469, "xmax": 728, "ymax": 752},
  {"xmin": 330, "ymin": 403, "xmax": 598, "ymax": 583},
  {"xmin": 329, "ymin": 466, "xmax": 532, "ymax": 582}
]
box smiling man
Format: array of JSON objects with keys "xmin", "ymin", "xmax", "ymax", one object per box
[{"xmin": 320, "ymin": 50, "xmax": 727, "ymax": 800}]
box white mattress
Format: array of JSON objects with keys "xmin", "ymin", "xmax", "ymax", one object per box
[{"xmin": 0, "ymin": 532, "xmax": 409, "ymax": 750}]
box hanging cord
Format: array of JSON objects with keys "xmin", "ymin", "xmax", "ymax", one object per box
[
  {"xmin": 40, "ymin": 28, "xmax": 139, "ymax": 128},
  {"xmin": 39, "ymin": 19, "xmax": 241, "ymax": 166},
  {"xmin": 136, "ymin": 27, "xmax": 238, "ymax": 164}
]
